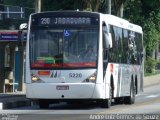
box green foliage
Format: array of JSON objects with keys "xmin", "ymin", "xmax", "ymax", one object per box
[
  {"xmin": 144, "ymin": 70, "xmax": 160, "ymax": 77},
  {"xmin": 142, "ymin": 8, "xmax": 160, "ymax": 56},
  {"xmin": 145, "ymin": 57, "xmax": 157, "ymax": 73},
  {"xmin": 41, "ymin": 0, "xmax": 75, "ymax": 11},
  {"xmin": 143, "ymin": 15, "xmax": 160, "ymax": 56},
  {"xmin": 124, "ymin": 0, "xmax": 160, "ymax": 57},
  {"xmin": 124, "ymin": 0, "xmax": 143, "ymax": 24}
]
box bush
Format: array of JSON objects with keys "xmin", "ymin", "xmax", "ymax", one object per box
[{"xmin": 145, "ymin": 57, "xmax": 157, "ymax": 73}]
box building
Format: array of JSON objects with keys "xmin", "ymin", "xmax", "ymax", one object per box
[
  {"xmin": 0, "ymin": 1, "xmax": 34, "ymax": 93},
  {"xmin": 0, "ymin": 30, "xmax": 26, "ymax": 93}
]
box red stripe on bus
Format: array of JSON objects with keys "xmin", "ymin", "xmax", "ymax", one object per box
[{"xmin": 110, "ymin": 64, "xmax": 113, "ymax": 73}]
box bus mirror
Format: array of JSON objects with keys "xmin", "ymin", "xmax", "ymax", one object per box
[
  {"xmin": 19, "ymin": 23, "xmax": 28, "ymax": 30},
  {"xmin": 104, "ymin": 33, "xmax": 112, "ymax": 49}
]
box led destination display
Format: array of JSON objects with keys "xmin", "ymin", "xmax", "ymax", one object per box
[
  {"xmin": 32, "ymin": 16, "xmax": 99, "ymax": 26},
  {"xmin": 54, "ymin": 17, "xmax": 91, "ymax": 25}
]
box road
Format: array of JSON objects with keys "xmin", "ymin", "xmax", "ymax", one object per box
[{"xmin": 0, "ymin": 84, "xmax": 160, "ymax": 120}]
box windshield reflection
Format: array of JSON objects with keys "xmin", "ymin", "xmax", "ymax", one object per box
[{"xmin": 30, "ymin": 28, "xmax": 98, "ymax": 68}]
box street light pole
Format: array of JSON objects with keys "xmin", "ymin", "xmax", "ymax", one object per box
[{"xmin": 35, "ymin": 0, "xmax": 41, "ymax": 13}]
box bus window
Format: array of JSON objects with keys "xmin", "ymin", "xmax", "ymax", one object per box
[{"xmin": 30, "ymin": 28, "xmax": 98, "ymax": 68}]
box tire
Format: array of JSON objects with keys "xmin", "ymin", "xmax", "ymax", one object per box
[
  {"xmin": 114, "ymin": 97, "xmax": 124, "ymax": 104},
  {"xmin": 39, "ymin": 99, "xmax": 49, "ymax": 109},
  {"xmin": 124, "ymin": 82, "xmax": 135, "ymax": 104},
  {"xmin": 100, "ymin": 87, "xmax": 112, "ymax": 108}
]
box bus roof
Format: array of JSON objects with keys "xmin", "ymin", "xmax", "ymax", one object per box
[
  {"xmin": 30, "ymin": 11, "xmax": 142, "ymax": 34},
  {"xmin": 102, "ymin": 14, "xmax": 143, "ymax": 34}
]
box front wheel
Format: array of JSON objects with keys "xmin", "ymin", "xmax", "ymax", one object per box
[
  {"xmin": 100, "ymin": 87, "xmax": 112, "ymax": 108},
  {"xmin": 114, "ymin": 97, "xmax": 124, "ymax": 104}
]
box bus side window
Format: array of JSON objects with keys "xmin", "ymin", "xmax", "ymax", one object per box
[{"xmin": 128, "ymin": 31, "xmax": 137, "ymax": 64}]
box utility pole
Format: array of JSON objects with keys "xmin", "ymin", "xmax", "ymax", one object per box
[
  {"xmin": 107, "ymin": 0, "xmax": 111, "ymax": 14},
  {"xmin": 120, "ymin": 3, "xmax": 124, "ymax": 17},
  {"xmin": 35, "ymin": 0, "xmax": 41, "ymax": 13},
  {"xmin": 119, "ymin": 3, "xmax": 124, "ymax": 17}
]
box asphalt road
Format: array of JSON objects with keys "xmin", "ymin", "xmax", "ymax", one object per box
[{"xmin": 0, "ymin": 84, "xmax": 160, "ymax": 120}]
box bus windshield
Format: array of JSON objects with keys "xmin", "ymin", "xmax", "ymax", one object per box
[{"xmin": 30, "ymin": 27, "xmax": 98, "ymax": 69}]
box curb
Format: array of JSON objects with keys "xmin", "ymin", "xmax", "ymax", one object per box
[
  {"xmin": 1, "ymin": 99, "xmax": 31, "ymax": 109},
  {"xmin": 0, "ymin": 94, "xmax": 32, "ymax": 110}
]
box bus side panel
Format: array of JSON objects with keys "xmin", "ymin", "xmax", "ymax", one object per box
[
  {"xmin": 134, "ymin": 64, "xmax": 143, "ymax": 94},
  {"xmin": 120, "ymin": 64, "xmax": 132, "ymax": 96},
  {"xmin": 105, "ymin": 63, "xmax": 122, "ymax": 98},
  {"xmin": 108, "ymin": 63, "xmax": 132, "ymax": 98},
  {"xmin": 101, "ymin": 62, "xmax": 143, "ymax": 99}
]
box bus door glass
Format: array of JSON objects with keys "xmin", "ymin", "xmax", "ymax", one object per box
[{"xmin": 102, "ymin": 22, "xmax": 109, "ymax": 80}]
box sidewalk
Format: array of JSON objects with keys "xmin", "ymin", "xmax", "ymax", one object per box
[
  {"xmin": 0, "ymin": 93, "xmax": 31, "ymax": 109},
  {"xmin": 0, "ymin": 74, "xmax": 160, "ymax": 110}
]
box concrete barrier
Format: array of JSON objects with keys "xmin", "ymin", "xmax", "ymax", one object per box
[{"xmin": 144, "ymin": 74, "xmax": 160, "ymax": 87}]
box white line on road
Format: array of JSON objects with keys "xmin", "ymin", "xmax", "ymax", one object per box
[{"xmin": 146, "ymin": 95, "xmax": 159, "ymax": 98}]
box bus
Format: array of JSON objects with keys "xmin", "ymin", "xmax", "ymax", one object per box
[{"xmin": 25, "ymin": 11, "xmax": 143, "ymax": 108}]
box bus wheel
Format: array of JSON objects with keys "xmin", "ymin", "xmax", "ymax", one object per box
[
  {"xmin": 39, "ymin": 99, "xmax": 49, "ymax": 109},
  {"xmin": 114, "ymin": 97, "xmax": 124, "ymax": 104},
  {"xmin": 100, "ymin": 87, "xmax": 112, "ymax": 108},
  {"xmin": 124, "ymin": 82, "xmax": 135, "ymax": 104}
]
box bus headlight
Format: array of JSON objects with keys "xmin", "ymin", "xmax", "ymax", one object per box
[
  {"xmin": 31, "ymin": 74, "xmax": 44, "ymax": 83},
  {"xmin": 83, "ymin": 73, "xmax": 97, "ymax": 83}
]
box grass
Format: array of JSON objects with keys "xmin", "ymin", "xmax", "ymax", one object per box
[{"xmin": 144, "ymin": 70, "xmax": 160, "ymax": 77}]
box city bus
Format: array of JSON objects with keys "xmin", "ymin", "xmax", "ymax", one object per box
[{"xmin": 25, "ymin": 11, "xmax": 143, "ymax": 108}]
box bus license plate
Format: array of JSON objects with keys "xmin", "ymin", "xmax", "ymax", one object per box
[{"xmin": 56, "ymin": 85, "xmax": 69, "ymax": 90}]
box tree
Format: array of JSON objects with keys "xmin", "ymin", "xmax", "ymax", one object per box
[
  {"xmin": 112, "ymin": 0, "xmax": 127, "ymax": 17},
  {"xmin": 89, "ymin": 0, "xmax": 101, "ymax": 12},
  {"xmin": 124, "ymin": 0, "xmax": 160, "ymax": 59},
  {"xmin": 41, "ymin": 0, "xmax": 103, "ymax": 12},
  {"xmin": 41, "ymin": 0, "xmax": 75, "ymax": 11},
  {"xmin": 106, "ymin": 0, "xmax": 111, "ymax": 14}
]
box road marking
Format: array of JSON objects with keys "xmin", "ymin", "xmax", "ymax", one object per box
[
  {"xmin": 146, "ymin": 95, "xmax": 159, "ymax": 98},
  {"xmin": 98, "ymin": 97, "xmax": 160, "ymax": 114}
]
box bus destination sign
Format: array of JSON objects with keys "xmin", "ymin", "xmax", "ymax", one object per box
[
  {"xmin": 54, "ymin": 17, "xmax": 91, "ymax": 25},
  {"xmin": 32, "ymin": 17, "xmax": 98, "ymax": 26}
]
